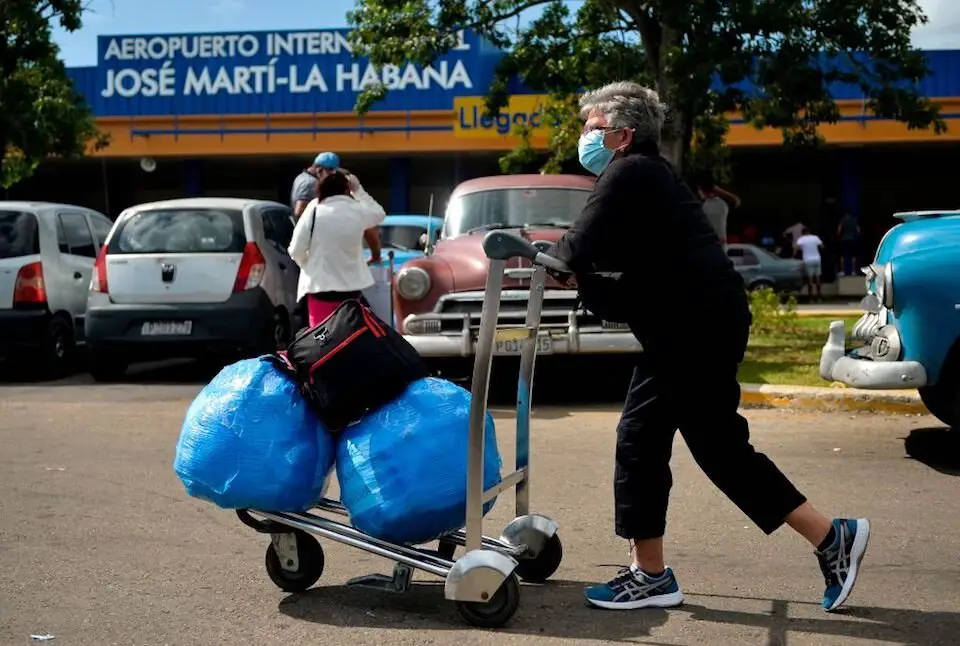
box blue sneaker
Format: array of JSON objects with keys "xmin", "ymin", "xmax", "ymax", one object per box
[
  {"xmin": 816, "ymin": 518, "xmax": 871, "ymax": 612},
  {"xmin": 584, "ymin": 566, "xmax": 684, "ymax": 610}
]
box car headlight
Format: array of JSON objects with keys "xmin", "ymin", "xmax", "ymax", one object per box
[
  {"xmin": 395, "ymin": 266, "xmax": 431, "ymax": 300},
  {"xmin": 864, "ymin": 263, "xmax": 894, "ymax": 310},
  {"xmin": 875, "ymin": 263, "xmax": 894, "ymax": 309}
]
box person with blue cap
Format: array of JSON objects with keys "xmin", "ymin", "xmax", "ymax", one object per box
[{"xmin": 291, "ymin": 152, "xmax": 341, "ymax": 219}]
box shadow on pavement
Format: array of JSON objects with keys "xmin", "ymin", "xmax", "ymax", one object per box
[
  {"xmin": 278, "ymin": 579, "xmax": 669, "ymax": 641},
  {"xmin": 686, "ymin": 591, "xmax": 960, "ymax": 646},
  {"xmin": 0, "ymin": 356, "xmax": 218, "ymax": 387},
  {"xmin": 0, "ymin": 353, "xmax": 635, "ymax": 409},
  {"xmin": 278, "ymin": 583, "xmax": 960, "ymax": 644},
  {"xmin": 904, "ymin": 428, "xmax": 960, "ymax": 476}
]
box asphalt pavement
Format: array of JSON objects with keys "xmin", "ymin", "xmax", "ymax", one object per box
[{"xmin": 2, "ymin": 365, "xmax": 960, "ymax": 646}]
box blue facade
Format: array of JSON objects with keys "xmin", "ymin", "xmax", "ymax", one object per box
[
  {"xmin": 66, "ymin": 27, "xmax": 960, "ymax": 118},
  {"xmin": 713, "ymin": 50, "xmax": 960, "ymax": 101},
  {"xmin": 67, "ymin": 28, "xmax": 520, "ymax": 117}
]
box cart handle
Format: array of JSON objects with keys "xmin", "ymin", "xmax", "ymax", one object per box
[{"xmin": 481, "ymin": 230, "xmax": 571, "ymax": 274}]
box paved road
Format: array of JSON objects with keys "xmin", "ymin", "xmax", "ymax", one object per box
[{"xmin": 2, "ymin": 375, "xmax": 960, "ymax": 645}]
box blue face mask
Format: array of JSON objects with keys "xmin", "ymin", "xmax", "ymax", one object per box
[{"xmin": 578, "ymin": 129, "xmax": 615, "ymax": 176}]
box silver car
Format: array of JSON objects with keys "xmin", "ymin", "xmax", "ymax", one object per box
[
  {"xmin": 84, "ymin": 197, "xmax": 300, "ymax": 381},
  {"xmin": 0, "ymin": 202, "xmax": 113, "ymax": 379},
  {"xmin": 726, "ymin": 243, "xmax": 805, "ymax": 293}
]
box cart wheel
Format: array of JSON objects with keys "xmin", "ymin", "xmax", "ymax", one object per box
[
  {"xmin": 454, "ymin": 572, "xmax": 521, "ymax": 629},
  {"xmin": 264, "ymin": 530, "xmax": 325, "ymax": 593},
  {"xmin": 515, "ymin": 533, "xmax": 563, "ymax": 584}
]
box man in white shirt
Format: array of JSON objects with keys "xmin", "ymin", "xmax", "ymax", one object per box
[{"xmin": 794, "ymin": 227, "xmax": 824, "ymax": 302}]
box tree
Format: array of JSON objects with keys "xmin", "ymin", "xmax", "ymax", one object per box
[
  {"xmin": 0, "ymin": 0, "xmax": 108, "ymax": 188},
  {"xmin": 347, "ymin": 0, "xmax": 946, "ymax": 179}
]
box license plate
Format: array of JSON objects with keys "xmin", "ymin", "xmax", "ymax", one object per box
[
  {"xmin": 494, "ymin": 335, "xmax": 553, "ymax": 356},
  {"xmin": 141, "ymin": 321, "xmax": 193, "ymax": 336}
]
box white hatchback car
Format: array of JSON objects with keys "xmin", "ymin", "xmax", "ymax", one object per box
[
  {"xmin": 84, "ymin": 197, "xmax": 301, "ymax": 381},
  {"xmin": 0, "ymin": 202, "xmax": 113, "ymax": 378}
]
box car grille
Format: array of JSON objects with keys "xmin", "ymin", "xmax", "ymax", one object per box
[
  {"xmin": 851, "ymin": 311, "xmax": 886, "ymax": 342},
  {"xmin": 435, "ymin": 293, "xmax": 605, "ymax": 334}
]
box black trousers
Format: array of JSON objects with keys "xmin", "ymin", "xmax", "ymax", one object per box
[{"xmin": 615, "ymin": 302, "xmax": 807, "ymax": 540}]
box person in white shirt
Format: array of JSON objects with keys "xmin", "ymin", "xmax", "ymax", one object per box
[
  {"xmin": 794, "ymin": 226, "xmax": 824, "ymax": 302},
  {"xmin": 696, "ymin": 175, "xmax": 741, "ymax": 244},
  {"xmin": 288, "ymin": 170, "xmax": 386, "ymax": 327}
]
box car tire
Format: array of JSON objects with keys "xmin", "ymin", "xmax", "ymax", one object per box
[
  {"xmin": 38, "ymin": 316, "xmax": 75, "ymax": 380},
  {"xmin": 749, "ymin": 280, "xmax": 776, "ymax": 292},
  {"xmin": 88, "ymin": 347, "xmax": 128, "ymax": 383},
  {"xmin": 919, "ymin": 377, "xmax": 960, "ymax": 430}
]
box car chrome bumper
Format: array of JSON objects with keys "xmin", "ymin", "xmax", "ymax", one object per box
[
  {"xmin": 402, "ymin": 311, "xmax": 642, "ymax": 357},
  {"xmin": 819, "ymin": 319, "xmax": 927, "ymax": 389}
]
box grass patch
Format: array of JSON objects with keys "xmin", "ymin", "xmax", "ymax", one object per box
[{"xmin": 739, "ymin": 316, "xmax": 861, "ymax": 387}]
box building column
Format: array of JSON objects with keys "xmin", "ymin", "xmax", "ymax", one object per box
[
  {"xmin": 388, "ymin": 157, "xmax": 410, "ymax": 214},
  {"xmin": 840, "ymin": 148, "xmax": 862, "ymax": 219},
  {"xmin": 183, "ymin": 159, "xmax": 203, "ymax": 197}
]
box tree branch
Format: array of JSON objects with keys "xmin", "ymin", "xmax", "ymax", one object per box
[
  {"xmin": 460, "ymin": 0, "xmax": 557, "ymax": 33},
  {"xmin": 612, "ymin": 0, "xmax": 659, "ymax": 70}
]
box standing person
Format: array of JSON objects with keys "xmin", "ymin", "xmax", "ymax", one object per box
[
  {"xmin": 836, "ymin": 212, "xmax": 860, "ymax": 276},
  {"xmin": 548, "ymin": 81, "xmax": 870, "ymax": 613},
  {"xmin": 291, "ymin": 152, "xmax": 341, "ymax": 219},
  {"xmin": 288, "ymin": 170, "xmax": 386, "ymax": 327},
  {"xmin": 784, "ymin": 219, "xmax": 806, "ymax": 256},
  {"xmin": 696, "ymin": 173, "xmax": 741, "ymax": 245},
  {"xmin": 795, "ymin": 226, "xmax": 825, "ymax": 302}
]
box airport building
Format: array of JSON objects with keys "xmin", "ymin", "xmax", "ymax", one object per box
[{"xmin": 6, "ymin": 27, "xmax": 960, "ymax": 280}]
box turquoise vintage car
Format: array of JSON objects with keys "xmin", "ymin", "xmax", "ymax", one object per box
[
  {"xmin": 819, "ymin": 210, "xmax": 960, "ymax": 427},
  {"xmin": 364, "ymin": 214, "xmax": 444, "ymax": 268}
]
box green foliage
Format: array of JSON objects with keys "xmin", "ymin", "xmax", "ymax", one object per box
[
  {"xmin": 748, "ymin": 286, "xmax": 798, "ymax": 334},
  {"xmin": 347, "ymin": 0, "xmax": 945, "ymax": 178},
  {"xmin": 0, "ymin": 0, "xmax": 108, "ymax": 188}
]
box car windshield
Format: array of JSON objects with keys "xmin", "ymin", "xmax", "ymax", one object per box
[
  {"xmin": 110, "ymin": 208, "xmax": 246, "ymax": 254},
  {"xmin": 0, "ymin": 211, "xmax": 40, "ymax": 259},
  {"xmin": 364, "ymin": 224, "xmax": 431, "ymax": 251},
  {"xmin": 443, "ymin": 188, "xmax": 590, "ymax": 237}
]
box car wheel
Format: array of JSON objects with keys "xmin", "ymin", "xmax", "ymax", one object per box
[
  {"xmin": 749, "ymin": 280, "xmax": 776, "ymax": 292},
  {"xmin": 919, "ymin": 375, "xmax": 960, "ymax": 430},
  {"xmin": 88, "ymin": 347, "xmax": 128, "ymax": 383},
  {"xmin": 38, "ymin": 317, "xmax": 75, "ymax": 380}
]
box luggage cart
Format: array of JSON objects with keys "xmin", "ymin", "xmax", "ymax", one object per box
[{"xmin": 236, "ymin": 231, "xmax": 570, "ymax": 628}]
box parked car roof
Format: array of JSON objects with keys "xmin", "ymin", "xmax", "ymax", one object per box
[
  {"xmin": 124, "ymin": 197, "xmax": 287, "ymax": 212},
  {"xmin": 451, "ymin": 174, "xmax": 595, "ymax": 196},
  {"xmin": 0, "ymin": 201, "xmax": 102, "ymax": 213}
]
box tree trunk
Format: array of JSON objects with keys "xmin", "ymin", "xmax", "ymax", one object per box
[{"xmin": 654, "ymin": 24, "xmax": 687, "ymax": 170}]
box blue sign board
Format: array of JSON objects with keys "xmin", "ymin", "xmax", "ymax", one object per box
[
  {"xmin": 69, "ymin": 28, "xmax": 518, "ymax": 117},
  {"xmin": 65, "ymin": 28, "xmax": 960, "ymax": 119}
]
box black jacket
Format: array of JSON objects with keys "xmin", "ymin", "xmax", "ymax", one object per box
[{"xmin": 551, "ymin": 141, "xmax": 745, "ymax": 338}]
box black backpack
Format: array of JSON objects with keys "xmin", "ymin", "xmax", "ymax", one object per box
[{"xmin": 274, "ymin": 298, "xmax": 429, "ymax": 431}]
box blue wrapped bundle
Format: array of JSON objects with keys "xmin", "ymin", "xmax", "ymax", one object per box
[
  {"xmin": 174, "ymin": 356, "xmax": 334, "ymax": 512},
  {"xmin": 337, "ymin": 377, "xmax": 502, "ymax": 545}
]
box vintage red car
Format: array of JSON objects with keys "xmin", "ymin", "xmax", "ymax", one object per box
[{"xmin": 390, "ymin": 173, "xmax": 643, "ymax": 360}]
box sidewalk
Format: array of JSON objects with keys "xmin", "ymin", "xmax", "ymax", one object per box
[{"xmin": 741, "ymin": 383, "xmax": 927, "ymax": 414}]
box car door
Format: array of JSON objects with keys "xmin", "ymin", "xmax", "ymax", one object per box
[
  {"xmin": 727, "ymin": 246, "xmax": 762, "ymax": 283},
  {"xmin": 55, "ymin": 210, "xmax": 98, "ymax": 334},
  {"xmin": 266, "ymin": 207, "xmax": 299, "ymax": 312}
]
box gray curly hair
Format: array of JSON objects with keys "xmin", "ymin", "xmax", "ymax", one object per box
[{"xmin": 579, "ymin": 81, "xmax": 667, "ymax": 144}]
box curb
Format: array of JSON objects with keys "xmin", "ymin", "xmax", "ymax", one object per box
[
  {"xmin": 740, "ymin": 383, "xmax": 928, "ymax": 414},
  {"xmin": 791, "ymin": 309, "xmax": 862, "ymax": 318}
]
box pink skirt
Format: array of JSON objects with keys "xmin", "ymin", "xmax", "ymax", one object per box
[{"xmin": 306, "ymin": 293, "xmax": 365, "ymax": 327}]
